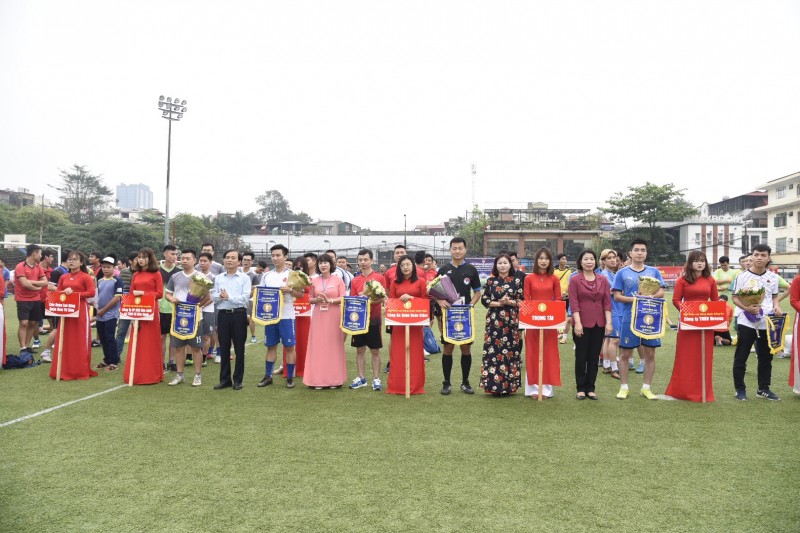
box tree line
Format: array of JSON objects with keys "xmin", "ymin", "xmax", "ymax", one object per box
[{"xmin": 4, "ymin": 164, "xmax": 698, "ymax": 262}]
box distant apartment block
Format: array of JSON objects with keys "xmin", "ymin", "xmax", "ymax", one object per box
[{"xmin": 116, "ymin": 183, "xmax": 153, "ymax": 209}]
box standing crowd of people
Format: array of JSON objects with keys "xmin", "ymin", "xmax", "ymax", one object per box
[{"xmin": 2, "ymin": 237, "xmax": 799, "ymax": 402}]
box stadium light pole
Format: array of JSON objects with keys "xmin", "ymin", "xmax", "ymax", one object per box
[{"xmin": 157, "ymin": 95, "xmax": 188, "ymax": 245}]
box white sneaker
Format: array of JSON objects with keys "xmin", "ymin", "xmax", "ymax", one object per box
[
  {"xmin": 372, "ymin": 378, "xmax": 382, "ymax": 391},
  {"xmin": 41, "ymin": 349, "xmax": 52, "ymax": 363},
  {"xmin": 214, "ymin": 355, "xmax": 221, "ymax": 364},
  {"xmin": 168, "ymin": 375, "xmax": 184, "ymax": 386},
  {"xmin": 272, "ymin": 365, "xmax": 284, "ymax": 375},
  {"xmin": 192, "ymin": 374, "xmax": 202, "ymax": 387},
  {"xmin": 250, "ymin": 336, "xmax": 258, "ymax": 344}
]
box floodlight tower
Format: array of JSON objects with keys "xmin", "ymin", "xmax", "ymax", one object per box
[{"xmin": 157, "ymin": 95, "xmax": 188, "ymax": 245}]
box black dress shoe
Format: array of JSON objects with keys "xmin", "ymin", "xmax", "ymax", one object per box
[
  {"xmin": 214, "ymin": 381, "xmax": 232, "ymax": 390},
  {"xmin": 441, "ymin": 382, "xmax": 452, "ymax": 395},
  {"xmin": 233, "ymin": 382, "xmax": 243, "ymax": 390},
  {"xmin": 460, "ymin": 382, "xmax": 475, "ymax": 395},
  {"xmin": 257, "ymin": 376, "xmax": 273, "ymax": 387}
]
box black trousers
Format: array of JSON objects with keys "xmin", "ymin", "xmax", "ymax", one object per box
[
  {"xmin": 217, "ymin": 309, "xmax": 248, "ymax": 385},
  {"xmin": 573, "ymin": 326, "xmax": 604, "ymax": 393},
  {"xmin": 733, "ymin": 324, "xmax": 772, "ymax": 391}
]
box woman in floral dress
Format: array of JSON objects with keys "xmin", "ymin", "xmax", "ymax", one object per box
[{"xmin": 479, "ymin": 253, "xmax": 524, "ymax": 396}]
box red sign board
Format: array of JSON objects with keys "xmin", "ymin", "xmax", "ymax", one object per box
[
  {"xmin": 519, "ymin": 300, "xmax": 567, "ymax": 330},
  {"xmin": 119, "ymin": 294, "xmax": 156, "ymax": 321},
  {"xmin": 45, "ymin": 291, "xmax": 80, "ymax": 318},
  {"xmin": 657, "ymin": 266, "xmax": 684, "ymax": 283},
  {"xmin": 294, "ymin": 293, "xmax": 312, "ymax": 317},
  {"xmin": 385, "ymin": 298, "xmax": 430, "ymax": 326},
  {"xmin": 679, "ymin": 301, "xmax": 728, "ymax": 330}
]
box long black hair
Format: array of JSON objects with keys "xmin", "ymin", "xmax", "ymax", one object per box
[{"xmin": 395, "ymin": 255, "xmax": 418, "ymax": 283}]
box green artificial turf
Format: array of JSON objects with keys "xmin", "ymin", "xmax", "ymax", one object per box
[{"xmin": 0, "ymin": 298, "xmax": 798, "ymax": 532}]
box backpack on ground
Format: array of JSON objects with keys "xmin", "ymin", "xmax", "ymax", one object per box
[
  {"xmin": 423, "ymin": 326, "xmax": 440, "ymax": 354},
  {"xmin": 2, "ymin": 351, "xmax": 39, "ymax": 370}
]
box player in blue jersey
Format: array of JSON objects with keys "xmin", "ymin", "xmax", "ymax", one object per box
[{"xmin": 611, "ymin": 238, "xmax": 666, "ymax": 400}]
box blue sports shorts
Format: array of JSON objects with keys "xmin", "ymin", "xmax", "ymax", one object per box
[{"xmin": 264, "ymin": 319, "xmax": 296, "ymax": 348}]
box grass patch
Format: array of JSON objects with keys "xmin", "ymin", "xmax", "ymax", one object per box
[{"xmin": 1, "ymin": 298, "xmax": 798, "ymax": 532}]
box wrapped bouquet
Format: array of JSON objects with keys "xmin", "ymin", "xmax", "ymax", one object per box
[
  {"xmin": 287, "ymin": 270, "xmax": 311, "ymax": 290},
  {"xmin": 187, "ymin": 274, "xmax": 214, "ymax": 304},
  {"xmin": 427, "ymin": 275, "xmax": 460, "ymax": 304},
  {"xmin": 735, "ymin": 286, "xmax": 765, "ymax": 307},
  {"xmin": 363, "ymin": 279, "xmax": 386, "ymax": 300},
  {"xmin": 735, "ymin": 286, "xmax": 765, "ymax": 322},
  {"xmin": 637, "ymin": 276, "xmax": 662, "ymax": 296}
]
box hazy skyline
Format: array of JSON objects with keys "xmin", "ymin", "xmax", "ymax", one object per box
[{"xmin": 2, "ymin": 1, "xmax": 798, "ymax": 230}]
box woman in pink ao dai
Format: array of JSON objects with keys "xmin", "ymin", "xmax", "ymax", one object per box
[{"xmin": 303, "ymin": 254, "xmax": 347, "ymax": 389}]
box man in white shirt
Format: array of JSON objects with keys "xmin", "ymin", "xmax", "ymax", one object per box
[
  {"xmin": 256, "ymin": 244, "xmax": 304, "ymax": 389},
  {"xmin": 730, "ymin": 244, "xmax": 782, "ymax": 401}
]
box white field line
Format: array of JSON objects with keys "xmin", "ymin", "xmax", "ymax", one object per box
[{"xmin": 0, "ymin": 384, "xmax": 127, "ymax": 428}]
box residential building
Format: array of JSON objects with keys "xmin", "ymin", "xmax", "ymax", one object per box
[
  {"xmin": 658, "ymin": 191, "xmax": 767, "ymax": 263},
  {"xmin": 755, "ymin": 171, "xmax": 800, "ymax": 255},
  {"xmin": 0, "ymin": 188, "xmax": 35, "ymax": 207},
  {"xmin": 483, "ymin": 229, "xmax": 601, "ymax": 259},
  {"xmin": 481, "ymin": 203, "xmax": 603, "ymax": 258}
]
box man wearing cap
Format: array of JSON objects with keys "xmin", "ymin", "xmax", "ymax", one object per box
[{"xmin": 95, "ymin": 256, "xmax": 124, "ymax": 370}]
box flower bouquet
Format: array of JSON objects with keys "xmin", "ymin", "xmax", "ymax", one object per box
[
  {"xmin": 363, "ymin": 279, "xmax": 386, "ymax": 301},
  {"xmin": 427, "ymin": 275, "xmax": 460, "ymax": 304},
  {"xmin": 637, "ymin": 276, "xmax": 662, "ymax": 296},
  {"xmin": 287, "ymin": 270, "xmax": 311, "ymax": 290},
  {"xmin": 735, "ymin": 286, "xmax": 765, "ymax": 322},
  {"xmin": 187, "ymin": 274, "xmax": 214, "ymax": 304}
]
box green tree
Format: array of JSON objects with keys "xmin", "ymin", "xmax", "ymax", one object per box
[
  {"xmin": 171, "ymin": 213, "xmax": 209, "ymax": 250},
  {"xmin": 255, "ymin": 190, "xmax": 314, "ymax": 223},
  {"xmin": 86, "ymin": 220, "xmax": 162, "ymax": 259},
  {"xmin": 456, "ymin": 207, "xmax": 489, "ymax": 253},
  {"xmin": 602, "ymin": 182, "xmax": 697, "ymax": 251},
  {"xmin": 138, "ymin": 209, "xmax": 165, "ymax": 226},
  {"xmin": 219, "ymin": 210, "xmax": 259, "ymax": 238},
  {"xmin": 52, "ymin": 164, "xmax": 114, "ymax": 224},
  {"xmin": 0, "ymin": 204, "xmax": 16, "ymax": 237},
  {"xmin": 48, "ymin": 224, "xmax": 100, "ymax": 254},
  {"xmin": 255, "ymin": 190, "xmax": 293, "ymax": 222},
  {"xmin": 9, "ymin": 206, "xmax": 74, "ymax": 243}
]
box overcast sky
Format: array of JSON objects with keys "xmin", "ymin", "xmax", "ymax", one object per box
[{"xmin": 1, "ymin": 1, "xmax": 798, "ymax": 230}]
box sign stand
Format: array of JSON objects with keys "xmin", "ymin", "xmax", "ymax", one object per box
[
  {"xmin": 700, "ymin": 330, "xmax": 706, "ymax": 404},
  {"xmin": 127, "ymin": 320, "xmax": 139, "ymax": 386},
  {"xmin": 537, "ymin": 332, "xmax": 544, "ymax": 401},
  {"xmin": 55, "ymin": 323, "xmax": 65, "ymax": 381},
  {"xmin": 45, "ymin": 291, "xmax": 81, "ymax": 381},
  {"xmin": 405, "ymin": 326, "xmax": 411, "ymax": 398},
  {"xmin": 517, "ymin": 300, "xmax": 567, "ymax": 403},
  {"xmin": 678, "ymin": 300, "xmax": 728, "ymax": 404},
  {"xmin": 385, "ymin": 297, "xmax": 430, "ymax": 398}
]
